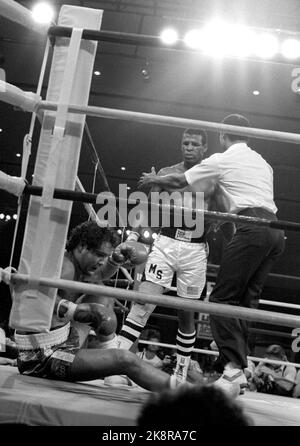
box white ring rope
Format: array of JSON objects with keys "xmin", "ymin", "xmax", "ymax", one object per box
[
  {"xmin": 39, "ymin": 102, "xmax": 300, "ymax": 145},
  {"xmin": 1, "ymin": 80, "xmax": 300, "ymax": 145},
  {"xmin": 139, "ymin": 340, "xmax": 300, "ymax": 369},
  {"xmin": 168, "ymin": 288, "xmax": 300, "ymax": 311},
  {"xmin": 2, "ymin": 271, "xmax": 300, "ymax": 328}
]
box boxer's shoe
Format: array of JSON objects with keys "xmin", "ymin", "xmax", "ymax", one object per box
[
  {"xmin": 212, "ymin": 368, "xmax": 247, "ymax": 398},
  {"xmin": 104, "ymin": 375, "xmax": 132, "ymax": 387}
]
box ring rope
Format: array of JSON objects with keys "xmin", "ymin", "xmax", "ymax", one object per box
[
  {"xmin": 38, "ymin": 102, "xmax": 300, "ymax": 145},
  {"xmin": 139, "ymin": 340, "xmax": 300, "ymax": 369},
  {"xmin": 167, "ymin": 287, "xmax": 300, "ymax": 311},
  {"xmin": 21, "ymin": 185, "xmax": 300, "ymax": 232},
  {"xmin": 2, "ymin": 271, "xmax": 300, "ymax": 328},
  {"xmin": 47, "ymin": 25, "xmax": 300, "ymax": 67}
]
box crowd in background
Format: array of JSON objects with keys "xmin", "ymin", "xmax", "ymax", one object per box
[{"xmin": 134, "ymin": 327, "xmax": 300, "ymax": 398}]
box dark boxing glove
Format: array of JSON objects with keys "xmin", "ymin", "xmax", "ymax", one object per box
[
  {"xmin": 109, "ymin": 240, "xmax": 148, "ymax": 268},
  {"xmin": 73, "ymin": 302, "xmax": 113, "ymax": 333},
  {"xmin": 76, "ymin": 295, "xmax": 117, "ymax": 336}
]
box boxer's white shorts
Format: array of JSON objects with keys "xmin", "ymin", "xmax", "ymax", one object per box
[{"xmin": 144, "ymin": 234, "xmax": 208, "ymax": 298}]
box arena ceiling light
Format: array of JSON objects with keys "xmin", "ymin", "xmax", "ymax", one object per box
[
  {"xmin": 183, "ymin": 30, "xmax": 203, "ymax": 49},
  {"xmin": 226, "ymin": 25, "xmax": 255, "ymax": 58},
  {"xmin": 160, "ymin": 28, "xmax": 178, "ymax": 45},
  {"xmin": 32, "ymin": 2, "xmax": 55, "ymax": 24},
  {"xmin": 281, "ymin": 38, "xmax": 300, "ymax": 60},
  {"xmin": 254, "ymin": 33, "xmax": 279, "ymax": 59},
  {"xmin": 200, "ymin": 20, "xmax": 234, "ymax": 57}
]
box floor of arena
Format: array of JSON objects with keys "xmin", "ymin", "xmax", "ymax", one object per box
[{"xmin": 0, "ymin": 365, "xmax": 299, "ymax": 426}]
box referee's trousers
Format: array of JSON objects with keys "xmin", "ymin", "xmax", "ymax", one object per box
[{"xmin": 209, "ymin": 207, "xmax": 285, "ymax": 369}]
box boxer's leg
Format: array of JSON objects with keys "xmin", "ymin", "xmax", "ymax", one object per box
[
  {"xmin": 69, "ymin": 348, "xmax": 171, "ymax": 391},
  {"xmin": 174, "ymin": 242, "xmax": 207, "ymax": 382},
  {"xmin": 117, "ymin": 281, "xmax": 162, "ymax": 350}
]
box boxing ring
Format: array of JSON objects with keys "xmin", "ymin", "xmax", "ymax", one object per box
[{"xmin": 1, "ymin": 0, "xmax": 300, "ymax": 426}]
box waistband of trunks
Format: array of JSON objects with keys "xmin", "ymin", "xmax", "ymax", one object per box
[
  {"xmin": 160, "ymin": 227, "xmax": 206, "ymax": 243},
  {"xmin": 15, "ymin": 323, "xmax": 70, "ymax": 350}
]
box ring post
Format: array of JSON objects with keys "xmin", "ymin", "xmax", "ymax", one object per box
[{"xmin": 9, "ymin": 6, "xmax": 103, "ymax": 332}]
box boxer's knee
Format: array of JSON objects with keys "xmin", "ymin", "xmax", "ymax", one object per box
[
  {"xmin": 115, "ymin": 349, "xmax": 138, "ymax": 372},
  {"xmin": 127, "ymin": 302, "xmax": 156, "ymax": 326},
  {"xmin": 97, "ymin": 308, "xmax": 117, "ymax": 336}
]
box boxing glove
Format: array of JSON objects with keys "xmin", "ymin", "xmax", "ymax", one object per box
[
  {"xmin": 57, "ymin": 299, "xmax": 113, "ymax": 332},
  {"xmin": 109, "ymin": 240, "xmax": 148, "ymax": 268},
  {"xmin": 72, "ymin": 302, "xmax": 107, "ymax": 329},
  {"xmin": 76, "ymin": 295, "xmax": 117, "ymax": 336}
]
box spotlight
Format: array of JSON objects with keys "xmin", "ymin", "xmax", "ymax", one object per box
[
  {"xmin": 227, "ymin": 26, "xmax": 255, "ymax": 57},
  {"xmin": 32, "ymin": 2, "xmax": 55, "ymax": 24},
  {"xmin": 143, "ymin": 230, "xmax": 150, "ymax": 239},
  {"xmin": 13, "ymin": 214, "xmax": 17, "ymax": 220},
  {"xmin": 94, "ymin": 70, "xmax": 101, "ymax": 76},
  {"xmin": 5, "ymin": 215, "xmax": 11, "ymax": 221},
  {"xmin": 0, "ymin": 213, "xmax": 4, "ymax": 220},
  {"xmin": 152, "ymin": 232, "xmax": 158, "ymax": 240},
  {"xmin": 254, "ymin": 33, "xmax": 279, "ymax": 58},
  {"xmin": 281, "ymin": 39, "xmax": 300, "ymax": 60},
  {"xmin": 252, "ymin": 90, "xmax": 260, "ymax": 96},
  {"xmin": 117, "ymin": 229, "xmax": 122, "ymax": 235},
  {"xmin": 16, "ymin": 153, "xmax": 21, "ymax": 157},
  {"xmin": 126, "ymin": 230, "xmax": 131, "ymax": 236},
  {"xmin": 0, "ymin": 129, "xmax": 2, "ymax": 132},
  {"xmin": 160, "ymin": 28, "xmax": 178, "ymax": 45},
  {"xmin": 121, "ymin": 167, "xmax": 126, "ymax": 171},
  {"xmin": 184, "ymin": 30, "xmax": 202, "ymax": 49},
  {"xmin": 200, "ymin": 20, "xmax": 232, "ymax": 57}
]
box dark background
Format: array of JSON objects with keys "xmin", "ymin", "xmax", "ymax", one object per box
[{"xmin": 0, "ymin": 0, "xmax": 300, "ymax": 356}]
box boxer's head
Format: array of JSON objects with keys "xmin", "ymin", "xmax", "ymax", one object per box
[
  {"xmin": 66, "ymin": 221, "xmax": 120, "ymax": 273},
  {"xmin": 181, "ymin": 128, "xmax": 207, "ymax": 167}
]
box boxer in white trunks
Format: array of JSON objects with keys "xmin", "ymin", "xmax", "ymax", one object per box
[{"xmin": 118, "ymin": 128, "xmax": 213, "ymax": 383}]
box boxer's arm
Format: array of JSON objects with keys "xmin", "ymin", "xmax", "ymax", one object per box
[
  {"xmin": 87, "ymin": 241, "xmax": 149, "ymax": 282},
  {"xmin": 53, "ymin": 256, "xmax": 76, "ymax": 314},
  {"xmin": 139, "ymin": 171, "xmax": 187, "ymax": 190}
]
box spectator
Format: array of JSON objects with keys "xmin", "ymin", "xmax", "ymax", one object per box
[
  {"xmin": 161, "ymin": 348, "xmax": 177, "ymax": 375},
  {"xmin": 250, "ymin": 344, "xmax": 296, "ymax": 396},
  {"xmin": 137, "ymin": 384, "xmax": 253, "ymax": 426},
  {"xmin": 137, "ymin": 330, "xmax": 163, "ymax": 369}
]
